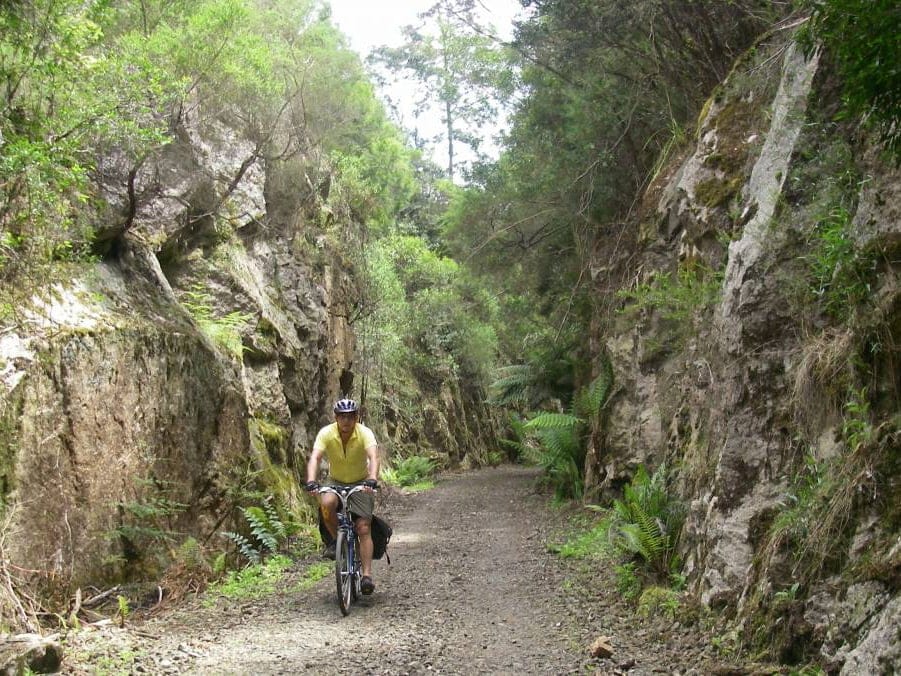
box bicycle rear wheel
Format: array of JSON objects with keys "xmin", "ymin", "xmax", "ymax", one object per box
[{"xmin": 335, "ymin": 530, "xmax": 353, "ymax": 615}]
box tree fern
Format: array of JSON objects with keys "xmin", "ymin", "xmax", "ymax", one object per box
[
  {"xmin": 521, "ymin": 413, "xmax": 585, "ymax": 499},
  {"xmin": 499, "ymin": 412, "xmax": 530, "ymax": 457},
  {"xmin": 489, "ymin": 364, "xmax": 535, "ymax": 405},
  {"xmin": 524, "ymin": 411, "xmax": 584, "ymax": 431},
  {"xmin": 575, "ymin": 354, "xmax": 614, "ymax": 419}
]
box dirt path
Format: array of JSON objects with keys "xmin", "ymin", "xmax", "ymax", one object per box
[{"xmin": 62, "ymin": 466, "xmax": 747, "ymax": 675}]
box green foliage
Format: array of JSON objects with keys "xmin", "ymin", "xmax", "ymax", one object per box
[
  {"xmin": 289, "ymin": 561, "xmax": 331, "ymax": 593},
  {"xmin": 769, "ymin": 386, "xmax": 882, "ymax": 577},
  {"xmin": 2, "ymin": 0, "xmax": 416, "ymax": 317},
  {"xmin": 574, "ymin": 356, "xmax": 614, "ymax": 420},
  {"xmin": 205, "ymin": 554, "xmax": 292, "ymax": 602},
  {"xmin": 614, "ymin": 562, "xmax": 642, "ymax": 601},
  {"xmin": 180, "ymin": 288, "xmax": 252, "ymax": 360},
  {"xmin": 442, "ymin": 0, "xmax": 778, "ymax": 335},
  {"xmin": 173, "ymin": 537, "xmax": 209, "ymax": 575},
  {"xmin": 488, "ymin": 328, "xmax": 580, "ymax": 408},
  {"xmin": 381, "ymin": 455, "xmax": 437, "ymax": 489},
  {"xmin": 610, "ymin": 465, "xmax": 686, "ymax": 582},
  {"xmin": 115, "ymin": 595, "xmax": 130, "ymax": 627},
  {"xmin": 359, "ymin": 233, "xmax": 500, "ymax": 420},
  {"xmin": 516, "ymin": 362, "xmax": 614, "ymax": 499},
  {"xmin": 221, "ymin": 496, "xmax": 292, "ymax": 565},
  {"xmin": 805, "ymin": 204, "xmax": 878, "ymax": 321},
  {"xmin": 773, "ymin": 582, "xmax": 801, "ymax": 606},
  {"xmin": 109, "ymin": 480, "xmax": 188, "ymax": 567},
  {"xmin": 617, "ymin": 262, "xmax": 723, "ymax": 322},
  {"xmin": 547, "ymin": 515, "xmax": 614, "ymax": 559},
  {"xmin": 522, "ymin": 411, "xmax": 586, "ymax": 500},
  {"xmin": 0, "ymin": 0, "xmax": 177, "ymax": 298},
  {"xmin": 800, "ymin": 0, "xmax": 901, "ymax": 156},
  {"xmin": 637, "ymin": 586, "xmax": 681, "ymax": 619}
]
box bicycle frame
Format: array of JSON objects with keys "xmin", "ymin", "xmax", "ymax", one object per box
[{"xmin": 317, "ymin": 484, "xmax": 367, "ymax": 615}]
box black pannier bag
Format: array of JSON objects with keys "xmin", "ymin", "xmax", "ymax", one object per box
[
  {"xmin": 318, "ymin": 511, "xmax": 393, "ymax": 564},
  {"xmin": 371, "ymin": 514, "xmax": 393, "ymax": 563}
]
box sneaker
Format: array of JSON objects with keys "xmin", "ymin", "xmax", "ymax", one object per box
[
  {"xmin": 360, "ymin": 576, "xmax": 375, "ymax": 595},
  {"xmin": 322, "ymin": 543, "xmax": 336, "ymax": 560}
]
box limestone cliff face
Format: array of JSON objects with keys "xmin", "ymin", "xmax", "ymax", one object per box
[
  {"xmin": 592, "ymin": 30, "xmax": 899, "ymax": 669},
  {"xmin": 0, "ymin": 104, "xmax": 494, "ymax": 592}
]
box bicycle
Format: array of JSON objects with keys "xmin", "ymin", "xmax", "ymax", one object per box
[{"xmin": 316, "ymin": 484, "xmax": 370, "ymax": 615}]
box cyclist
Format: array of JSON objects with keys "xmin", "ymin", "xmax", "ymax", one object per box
[{"xmin": 305, "ymin": 397, "xmax": 380, "ymax": 595}]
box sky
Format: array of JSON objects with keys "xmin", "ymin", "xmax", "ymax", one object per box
[
  {"xmin": 326, "ymin": 0, "xmax": 521, "ymax": 55},
  {"xmin": 324, "ymin": 0, "xmax": 524, "ymax": 174}
]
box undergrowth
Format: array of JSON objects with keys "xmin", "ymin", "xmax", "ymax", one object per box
[
  {"xmin": 616, "ymin": 260, "xmax": 723, "ymax": 322},
  {"xmin": 742, "ymin": 385, "xmax": 898, "ymax": 663},
  {"xmin": 381, "ymin": 455, "xmax": 437, "ymax": 491},
  {"xmin": 222, "ymin": 496, "xmax": 297, "ymax": 565},
  {"xmin": 204, "ymin": 555, "xmax": 293, "ymax": 603},
  {"xmin": 181, "ymin": 287, "xmax": 252, "ymax": 360},
  {"xmin": 516, "ymin": 362, "xmax": 614, "ymax": 500},
  {"xmin": 549, "ymin": 464, "xmax": 687, "ymax": 605}
]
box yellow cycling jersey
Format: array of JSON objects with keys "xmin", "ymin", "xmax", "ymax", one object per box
[{"xmin": 313, "ymin": 422, "xmax": 377, "ymax": 484}]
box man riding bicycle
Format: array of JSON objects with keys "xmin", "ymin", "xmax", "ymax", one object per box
[{"xmin": 305, "ymin": 397, "xmax": 380, "ymax": 595}]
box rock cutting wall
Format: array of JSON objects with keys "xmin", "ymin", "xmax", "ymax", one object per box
[
  {"xmin": 593, "ymin": 30, "xmax": 899, "ymax": 669},
  {"xmin": 0, "ymin": 104, "xmax": 495, "ymax": 592}
]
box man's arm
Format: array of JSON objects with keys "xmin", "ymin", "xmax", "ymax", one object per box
[
  {"xmin": 307, "ymin": 447, "xmax": 324, "ymax": 484},
  {"xmin": 365, "ymin": 443, "xmax": 379, "ymax": 482}
]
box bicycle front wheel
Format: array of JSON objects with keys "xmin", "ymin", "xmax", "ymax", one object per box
[{"xmin": 335, "ymin": 530, "xmax": 353, "ymax": 615}]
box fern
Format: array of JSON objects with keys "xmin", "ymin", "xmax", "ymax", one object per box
[
  {"xmin": 244, "ymin": 507, "xmax": 279, "ymax": 554},
  {"xmin": 221, "ymin": 531, "xmax": 262, "ymax": 565},
  {"xmin": 262, "ymin": 497, "xmax": 287, "ymax": 539},
  {"xmin": 515, "ymin": 352, "xmax": 614, "ymax": 500},
  {"xmin": 575, "ymin": 355, "xmax": 614, "ymax": 419},
  {"xmin": 222, "ymin": 497, "xmax": 288, "ymax": 565},
  {"xmin": 611, "ymin": 465, "xmax": 685, "ymax": 581},
  {"xmin": 499, "ymin": 412, "xmax": 530, "ymax": 456},
  {"xmin": 524, "ymin": 412, "xmax": 584, "ymax": 430},
  {"xmin": 489, "ymin": 364, "xmax": 535, "ymax": 405},
  {"xmin": 521, "ymin": 417, "xmax": 585, "ymax": 500}
]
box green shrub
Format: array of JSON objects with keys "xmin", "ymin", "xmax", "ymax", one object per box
[
  {"xmin": 800, "ymin": 0, "xmax": 901, "ymax": 157},
  {"xmin": 381, "ymin": 455, "xmax": 437, "ymax": 489},
  {"xmin": 616, "ymin": 261, "xmax": 722, "ymax": 322},
  {"xmin": 205, "ymin": 555, "xmax": 292, "ymax": 602},
  {"xmin": 548, "ymin": 516, "xmax": 614, "ymax": 559},
  {"xmin": 610, "ymin": 465, "xmax": 686, "ymax": 582},
  {"xmin": 805, "ymin": 205, "xmax": 878, "ymax": 321},
  {"xmin": 614, "ymin": 562, "xmax": 642, "ymax": 601},
  {"xmin": 222, "ymin": 496, "xmax": 292, "ymax": 565},
  {"xmin": 637, "ymin": 586, "xmax": 681, "ymax": 619}
]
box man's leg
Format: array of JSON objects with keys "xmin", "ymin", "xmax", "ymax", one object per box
[
  {"xmin": 355, "ymin": 516, "xmax": 375, "ymax": 594},
  {"xmin": 319, "ymin": 493, "xmax": 339, "ymax": 542},
  {"xmin": 356, "ymin": 516, "xmax": 374, "ymax": 577}
]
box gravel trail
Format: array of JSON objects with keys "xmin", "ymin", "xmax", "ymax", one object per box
[{"xmin": 62, "ymin": 465, "xmax": 758, "ymax": 675}]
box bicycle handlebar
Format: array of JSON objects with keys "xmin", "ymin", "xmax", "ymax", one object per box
[
  {"xmin": 316, "ymin": 483, "xmax": 374, "ymax": 513},
  {"xmin": 316, "ymin": 484, "xmax": 371, "ymax": 498}
]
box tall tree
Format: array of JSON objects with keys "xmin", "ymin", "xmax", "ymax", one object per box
[{"xmin": 368, "ymin": 0, "xmax": 515, "ymax": 182}]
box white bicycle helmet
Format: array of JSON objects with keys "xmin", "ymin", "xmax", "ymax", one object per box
[{"xmin": 333, "ymin": 398, "xmax": 358, "ymax": 414}]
